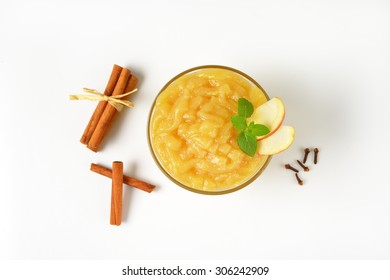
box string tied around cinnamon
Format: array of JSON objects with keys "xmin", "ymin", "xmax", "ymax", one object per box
[{"xmin": 69, "ymin": 87, "xmax": 137, "ymax": 112}]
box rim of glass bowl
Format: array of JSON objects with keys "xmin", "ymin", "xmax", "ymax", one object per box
[{"xmin": 147, "ymin": 65, "xmax": 272, "ymax": 195}]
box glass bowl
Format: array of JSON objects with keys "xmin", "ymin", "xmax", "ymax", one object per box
[{"xmin": 147, "ymin": 65, "xmax": 272, "ymax": 195}]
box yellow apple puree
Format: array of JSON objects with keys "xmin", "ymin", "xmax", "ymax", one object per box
[{"xmin": 149, "ymin": 67, "xmax": 269, "ymax": 192}]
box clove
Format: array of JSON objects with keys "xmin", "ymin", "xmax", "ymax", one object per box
[
  {"xmin": 314, "ymin": 148, "xmax": 319, "ymax": 164},
  {"xmin": 303, "ymin": 148, "xmax": 310, "ymax": 164},
  {"xmin": 297, "ymin": 159, "xmax": 310, "ymax": 172},
  {"xmin": 285, "ymin": 163, "xmax": 299, "ymax": 173},
  {"xmin": 295, "ymin": 173, "xmax": 303, "ymax": 186}
]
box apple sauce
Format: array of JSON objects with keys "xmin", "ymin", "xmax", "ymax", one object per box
[{"xmin": 148, "ymin": 66, "xmax": 271, "ymax": 193}]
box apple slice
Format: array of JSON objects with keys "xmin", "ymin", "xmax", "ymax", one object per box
[
  {"xmin": 247, "ymin": 97, "xmax": 285, "ymax": 140},
  {"xmin": 258, "ymin": 125, "xmax": 295, "ymax": 155}
]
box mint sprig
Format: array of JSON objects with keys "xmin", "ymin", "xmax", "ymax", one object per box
[
  {"xmin": 230, "ymin": 98, "xmax": 270, "ymax": 157},
  {"xmin": 237, "ymin": 131, "xmax": 257, "ymax": 157},
  {"xmin": 237, "ymin": 98, "xmax": 254, "ymax": 118}
]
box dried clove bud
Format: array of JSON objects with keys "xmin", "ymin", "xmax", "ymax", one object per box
[
  {"xmin": 303, "ymin": 148, "xmax": 310, "ymax": 164},
  {"xmin": 295, "ymin": 173, "xmax": 303, "ymax": 186},
  {"xmin": 285, "ymin": 163, "xmax": 299, "ymax": 173},
  {"xmin": 314, "ymin": 148, "xmax": 319, "ymax": 164},
  {"xmin": 297, "ymin": 159, "xmax": 310, "ymax": 172}
]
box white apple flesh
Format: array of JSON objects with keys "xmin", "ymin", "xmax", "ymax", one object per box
[
  {"xmin": 258, "ymin": 125, "xmax": 295, "ymax": 155},
  {"xmin": 247, "ymin": 97, "xmax": 285, "ymax": 140}
]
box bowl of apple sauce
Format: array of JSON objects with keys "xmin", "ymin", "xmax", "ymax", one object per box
[{"xmin": 147, "ymin": 65, "xmax": 272, "ymax": 194}]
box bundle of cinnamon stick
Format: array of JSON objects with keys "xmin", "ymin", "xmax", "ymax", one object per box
[{"xmin": 80, "ymin": 64, "xmax": 138, "ymax": 152}]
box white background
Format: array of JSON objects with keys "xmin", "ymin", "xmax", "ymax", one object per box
[{"xmin": 0, "ymin": 0, "xmax": 389, "ymax": 260}]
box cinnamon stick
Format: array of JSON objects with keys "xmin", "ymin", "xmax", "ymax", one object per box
[
  {"xmin": 87, "ymin": 68, "xmax": 131, "ymax": 152},
  {"xmin": 110, "ymin": 161, "xmax": 123, "ymax": 226},
  {"xmin": 90, "ymin": 163, "xmax": 156, "ymax": 193},
  {"xmin": 80, "ymin": 64, "xmax": 122, "ymax": 144},
  {"xmin": 124, "ymin": 74, "xmax": 138, "ymax": 94},
  {"xmin": 102, "ymin": 74, "xmax": 139, "ymax": 142}
]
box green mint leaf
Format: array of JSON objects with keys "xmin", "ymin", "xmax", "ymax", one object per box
[
  {"xmin": 238, "ymin": 98, "xmax": 254, "ymax": 118},
  {"xmin": 248, "ymin": 121, "xmax": 255, "ymax": 130},
  {"xmin": 250, "ymin": 124, "xmax": 270, "ymax": 136},
  {"xmin": 230, "ymin": 116, "xmax": 247, "ymax": 131},
  {"xmin": 237, "ymin": 131, "xmax": 257, "ymax": 157}
]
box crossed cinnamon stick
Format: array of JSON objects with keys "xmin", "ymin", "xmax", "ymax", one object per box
[
  {"xmin": 110, "ymin": 162, "xmax": 123, "ymax": 226},
  {"xmin": 91, "ymin": 162, "xmax": 156, "ymax": 226}
]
